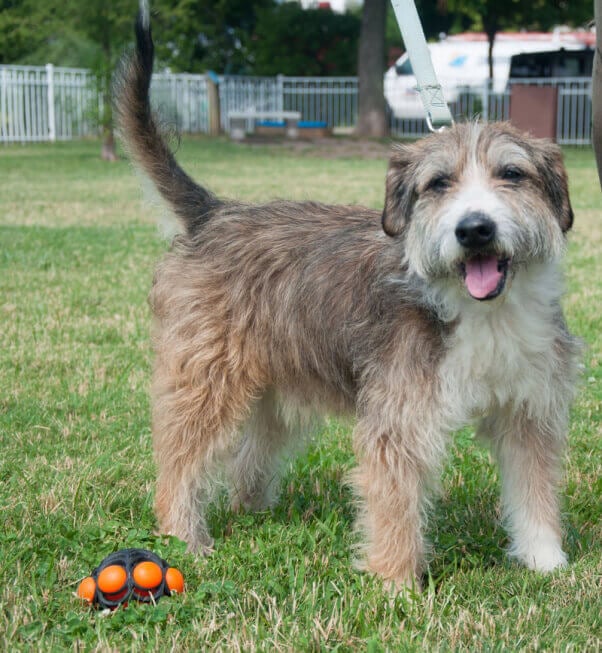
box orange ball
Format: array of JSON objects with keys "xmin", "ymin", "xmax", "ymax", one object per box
[
  {"xmin": 97, "ymin": 565, "xmax": 127, "ymax": 595},
  {"xmin": 77, "ymin": 576, "xmax": 96, "ymax": 603},
  {"xmin": 165, "ymin": 567, "xmax": 185, "ymax": 594},
  {"xmin": 132, "ymin": 561, "xmax": 163, "ymax": 590}
]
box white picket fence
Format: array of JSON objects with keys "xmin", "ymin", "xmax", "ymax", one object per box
[{"xmin": 0, "ymin": 63, "xmax": 593, "ymax": 145}]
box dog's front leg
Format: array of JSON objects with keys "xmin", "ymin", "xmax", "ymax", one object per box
[
  {"xmin": 351, "ymin": 416, "xmax": 443, "ymax": 592},
  {"xmin": 481, "ymin": 407, "xmax": 568, "ymax": 572}
]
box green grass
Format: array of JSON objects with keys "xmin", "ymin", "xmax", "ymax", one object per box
[{"xmin": 0, "ymin": 137, "xmax": 600, "ymax": 651}]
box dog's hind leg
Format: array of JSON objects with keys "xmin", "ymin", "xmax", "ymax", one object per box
[
  {"xmin": 227, "ymin": 390, "xmax": 309, "ymax": 512},
  {"xmin": 480, "ymin": 407, "xmax": 568, "ymax": 572},
  {"xmin": 152, "ymin": 358, "xmax": 261, "ymax": 554}
]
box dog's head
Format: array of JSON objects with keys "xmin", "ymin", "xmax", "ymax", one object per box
[{"xmin": 382, "ymin": 122, "xmax": 573, "ymax": 301}]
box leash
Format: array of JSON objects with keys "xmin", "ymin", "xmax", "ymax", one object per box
[{"xmin": 389, "ymin": 0, "xmax": 454, "ymax": 132}]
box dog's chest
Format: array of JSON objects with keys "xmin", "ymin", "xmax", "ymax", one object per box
[{"xmin": 438, "ymin": 300, "xmax": 560, "ymax": 421}]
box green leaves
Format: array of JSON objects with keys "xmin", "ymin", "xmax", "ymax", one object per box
[{"xmin": 251, "ymin": 4, "xmax": 360, "ymax": 76}]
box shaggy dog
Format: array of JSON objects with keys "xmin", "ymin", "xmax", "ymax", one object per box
[{"xmin": 115, "ymin": 9, "xmax": 581, "ymax": 590}]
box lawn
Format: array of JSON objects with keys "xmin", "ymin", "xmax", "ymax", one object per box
[{"xmin": 0, "ymin": 136, "xmax": 600, "ymax": 651}]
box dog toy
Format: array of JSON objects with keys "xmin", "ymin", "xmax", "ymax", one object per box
[{"xmin": 76, "ymin": 548, "xmax": 184, "ymax": 609}]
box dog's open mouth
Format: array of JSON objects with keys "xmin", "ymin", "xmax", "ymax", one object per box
[{"xmin": 460, "ymin": 256, "xmax": 510, "ymax": 301}]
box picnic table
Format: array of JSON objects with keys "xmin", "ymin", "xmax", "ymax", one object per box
[{"xmin": 228, "ymin": 111, "xmax": 302, "ymax": 140}]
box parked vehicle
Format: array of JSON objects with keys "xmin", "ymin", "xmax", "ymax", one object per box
[
  {"xmin": 385, "ymin": 29, "xmax": 595, "ymax": 119},
  {"xmin": 509, "ymin": 48, "xmax": 593, "ymax": 80}
]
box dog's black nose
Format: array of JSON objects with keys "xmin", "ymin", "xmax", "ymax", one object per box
[{"xmin": 455, "ymin": 213, "xmax": 496, "ymax": 249}]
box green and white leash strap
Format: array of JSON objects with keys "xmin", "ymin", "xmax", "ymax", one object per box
[{"xmin": 390, "ymin": 0, "xmax": 454, "ymax": 132}]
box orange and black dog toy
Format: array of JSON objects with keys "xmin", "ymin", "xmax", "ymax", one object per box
[{"xmin": 77, "ymin": 548, "xmax": 184, "ymax": 609}]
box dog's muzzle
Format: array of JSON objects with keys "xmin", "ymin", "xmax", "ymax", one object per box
[{"xmin": 455, "ymin": 212, "xmax": 509, "ymax": 301}]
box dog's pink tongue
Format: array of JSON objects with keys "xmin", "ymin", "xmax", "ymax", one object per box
[{"xmin": 464, "ymin": 257, "xmax": 502, "ymax": 299}]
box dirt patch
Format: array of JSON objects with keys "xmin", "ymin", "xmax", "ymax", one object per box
[{"xmin": 239, "ymin": 135, "xmax": 396, "ymax": 159}]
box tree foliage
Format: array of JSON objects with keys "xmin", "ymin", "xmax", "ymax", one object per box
[
  {"xmin": 251, "ymin": 3, "xmax": 360, "ymax": 76},
  {"xmin": 0, "ymin": 0, "xmax": 57, "ymax": 63},
  {"xmin": 0, "ymin": 0, "xmax": 138, "ymax": 66},
  {"xmin": 1, "ymin": 0, "xmax": 594, "ymax": 72},
  {"xmin": 152, "ymin": 0, "xmax": 273, "ymax": 74},
  {"xmin": 151, "ymin": 1, "xmax": 360, "ymax": 76},
  {"xmin": 445, "ymin": 0, "xmax": 592, "ymax": 34}
]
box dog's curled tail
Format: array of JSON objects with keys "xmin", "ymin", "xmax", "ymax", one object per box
[{"xmin": 114, "ymin": 2, "xmax": 219, "ymax": 235}]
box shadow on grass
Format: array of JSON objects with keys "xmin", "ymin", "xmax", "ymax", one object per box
[{"xmin": 203, "ymin": 436, "xmax": 518, "ymax": 587}]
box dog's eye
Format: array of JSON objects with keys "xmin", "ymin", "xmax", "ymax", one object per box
[
  {"xmin": 500, "ymin": 166, "xmax": 525, "ymax": 182},
  {"xmin": 425, "ymin": 176, "xmax": 452, "ymax": 193}
]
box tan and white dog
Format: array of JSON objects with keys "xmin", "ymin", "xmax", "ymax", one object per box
[{"xmin": 115, "ymin": 7, "xmax": 581, "ymax": 590}]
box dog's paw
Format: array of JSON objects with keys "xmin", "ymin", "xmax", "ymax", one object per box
[
  {"xmin": 509, "ymin": 530, "xmax": 568, "ymax": 572},
  {"xmin": 187, "ymin": 538, "xmax": 215, "ymax": 557},
  {"xmin": 384, "ymin": 575, "xmax": 423, "ymax": 597},
  {"xmin": 229, "ymin": 483, "xmax": 280, "ymax": 514},
  {"xmin": 523, "ymin": 544, "xmax": 568, "ymax": 572},
  {"xmin": 355, "ymin": 555, "xmax": 423, "ymax": 595}
]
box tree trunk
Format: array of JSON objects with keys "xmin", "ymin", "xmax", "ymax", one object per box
[
  {"xmin": 487, "ymin": 30, "xmax": 494, "ymax": 80},
  {"xmin": 102, "ymin": 125, "xmax": 118, "ymax": 162},
  {"xmin": 356, "ymin": 0, "xmax": 388, "ymax": 138},
  {"xmin": 483, "ymin": 15, "xmax": 497, "ymax": 82},
  {"xmin": 481, "ymin": 6, "xmax": 499, "ymax": 82},
  {"xmin": 593, "ymin": 0, "xmax": 602, "ymax": 188},
  {"xmin": 100, "ymin": 76, "xmax": 118, "ymax": 161},
  {"xmin": 99, "ymin": 21, "xmax": 117, "ymax": 161}
]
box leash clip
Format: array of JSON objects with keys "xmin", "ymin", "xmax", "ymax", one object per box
[{"xmin": 426, "ymin": 112, "xmax": 454, "ymax": 133}]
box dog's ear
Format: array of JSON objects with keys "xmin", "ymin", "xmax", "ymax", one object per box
[
  {"xmin": 381, "ymin": 145, "xmax": 418, "ymax": 237},
  {"xmin": 532, "ymin": 140, "xmax": 574, "ymax": 233}
]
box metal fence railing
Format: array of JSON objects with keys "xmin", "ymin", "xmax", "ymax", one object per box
[
  {"xmin": 0, "ymin": 64, "xmax": 594, "ymax": 145},
  {"xmin": 218, "ymin": 76, "xmax": 282, "ymax": 133},
  {"xmin": 557, "ymin": 84, "xmax": 592, "ymax": 145},
  {"xmin": 490, "ymin": 78, "xmax": 592, "ymax": 145},
  {"xmin": 151, "ymin": 72, "xmax": 210, "ymax": 134},
  {"xmin": 0, "ymin": 64, "xmax": 98, "ymax": 142},
  {"xmin": 281, "ymin": 76, "xmax": 358, "ymax": 129},
  {"xmin": 388, "ymin": 77, "xmax": 593, "ymax": 144}
]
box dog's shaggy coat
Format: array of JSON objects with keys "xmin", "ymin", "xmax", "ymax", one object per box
[{"xmin": 115, "ymin": 10, "xmax": 581, "ymax": 589}]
